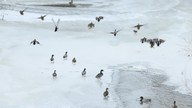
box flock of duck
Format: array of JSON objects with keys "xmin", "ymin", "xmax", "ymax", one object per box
[{"xmin": 1, "ymin": 4, "xmax": 176, "ymax": 107}]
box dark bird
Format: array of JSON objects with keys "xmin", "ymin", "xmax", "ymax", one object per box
[
  {"xmin": 38, "ymin": 15, "xmax": 47, "ymax": 21},
  {"xmin": 149, "ymin": 41, "xmax": 155, "ymax": 48},
  {"xmin": 140, "ymin": 37, "xmax": 147, "ymax": 43},
  {"xmin": 20, "ymin": 8, "xmax": 27, "ymax": 15},
  {"xmin": 72, "ymin": 57, "xmax": 76, "ymax": 64},
  {"xmin": 133, "ymin": 30, "xmax": 137, "ymax": 34},
  {"xmin": 103, "ymin": 88, "xmax": 109, "ymax": 97},
  {"xmin": 52, "ymin": 18, "xmax": 60, "ymax": 32},
  {"xmin": 96, "ymin": 17, "xmax": 101, "ymax": 22},
  {"xmin": 140, "ymin": 96, "xmax": 151, "ymax": 104},
  {"xmin": 110, "ymin": 29, "xmax": 120, "ymax": 36},
  {"xmin": 134, "ymin": 23, "xmax": 144, "ymax": 30},
  {"xmin": 52, "ymin": 70, "xmax": 57, "ymax": 77},
  {"xmin": 88, "ymin": 22, "xmax": 95, "ymax": 29},
  {"xmin": 82, "ymin": 68, "xmax": 86, "ymax": 76},
  {"xmin": 99, "ymin": 16, "xmax": 104, "ymax": 20},
  {"xmin": 173, "ymin": 101, "xmax": 177, "ymax": 108},
  {"xmin": 96, "ymin": 69, "xmax": 104, "ymax": 79},
  {"xmin": 30, "ymin": 39, "xmax": 40, "ymax": 45},
  {"xmin": 50, "ymin": 54, "xmax": 54, "ymax": 63},
  {"xmin": 63, "ymin": 51, "xmax": 68, "ymax": 60}
]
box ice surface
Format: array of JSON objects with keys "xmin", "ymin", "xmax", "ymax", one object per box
[{"xmin": 1, "ymin": 0, "xmax": 192, "ymax": 107}]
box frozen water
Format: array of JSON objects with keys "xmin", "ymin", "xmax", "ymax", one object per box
[{"xmin": 1, "ymin": 0, "xmax": 192, "ymax": 108}]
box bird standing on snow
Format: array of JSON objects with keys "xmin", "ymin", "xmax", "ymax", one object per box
[
  {"xmin": 82, "ymin": 68, "xmax": 86, "ymax": 76},
  {"xmin": 20, "ymin": 8, "xmax": 27, "ymax": 15},
  {"xmin": 38, "ymin": 15, "xmax": 47, "ymax": 21},
  {"xmin": 110, "ymin": 29, "xmax": 120, "ymax": 36},
  {"xmin": 63, "ymin": 51, "xmax": 68, "ymax": 60},
  {"xmin": 173, "ymin": 101, "xmax": 177, "ymax": 108},
  {"xmin": 72, "ymin": 57, "xmax": 76, "ymax": 64},
  {"xmin": 134, "ymin": 23, "xmax": 144, "ymax": 30},
  {"xmin": 96, "ymin": 69, "xmax": 104, "ymax": 79},
  {"xmin": 50, "ymin": 54, "xmax": 54, "ymax": 63},
  {"xmin": 140, "ymin": 96, "xmax": 151, "ymax": 104},
  {"xmin": 52, "ymin": 70, "xmax": 57, "ymax": 77},
  {"xmin": 103, "ymin": 88, "xmax": 109, "ymax": 97},
  {"xmin": 30, "ymin": 39, "xmax": 40, "ymax": 45}
]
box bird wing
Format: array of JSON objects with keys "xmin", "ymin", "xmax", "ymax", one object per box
[
  {"xmin": 30, "ymin": 41, "xmax": 33, "ymax": 44},
  {"xmin": 36, "ymin": 41, "xmax": 40, "ymax": 44},
  {"xmin": 56, "ymin": 19, "xmax": 60, "ymax": 26},
  {"xmin": 52, "ymin": 18, "xmax": 56, "ymax": 26}
]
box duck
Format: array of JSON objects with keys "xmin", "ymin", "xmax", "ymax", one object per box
[
  {"xmin": 140, "ymin": 96, "xmax": 151, "ymax": 104},
  {"xmin": 110, "ymin": 29, "xmax": 120, "ymax": 36},
  {"xmin": 50, "ymin": 54, "xmax": 54, "ymax": 63},
  {"xmin": 149, "ymin": 41, "xmax": 155, "ymax": 48},
  {"xmin": 30, "ymin": 39, "xmax": 40, "ymax": 45},
  {"xmin": 20, "ymin": 8, "xmax": 27, "ymax": 15},
  {"xmin": 63, "ymin": 51, "xmax": 68, "ymax": 60},
  {"xmin": 52, "ymin": 70, "xmax": 57, "ymax": 77},
  {"xmin": 173, "ymin": 101, "xmax": 177, "ymax": 108},
  {"xmin": 88, "ymin": 22, "xmax": 95, "ymax": 29},
  {"xmin": 52, "ymin": 18, "xmax": 60, "ymax": 32},
  {"xmin": 99, "ymin": 16, "xmax": 104, "ymax": 20},
  {"xmin": 133, "ymin": 30, "xmax": 137, "ymax": 34},
  {"xmin": 72, "ymin": 57, "xmax": 76, "ymax": 64},
  {"xmin": 38, "ymin": 15, "xmax": 47, "ymax": 21},
  {"xmin": 96, "ymin": 69, "xmax": 104, "ymax": 79},
  {"xmin": 103, "ymin": 88, "xmax": 109, "ymax": 97},
  {"xmin": 140, "ymin": 37, "xmax": 147, "ymax": 43},
  {"xmin": 134, "ymin": 23, "xmax": 144, "ymax": 30},
  {"xmin": 82, "ymin": 68, "xmax": 86, "ymax": 76}
]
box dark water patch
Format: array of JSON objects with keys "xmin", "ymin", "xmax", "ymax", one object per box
[
  {"xmin": 111, "ymin": 64, "xmax": 192, "ymax": 108},
  {"xmin": 33, "ymin": 3, "xmax": 92, "ymax": 8}
]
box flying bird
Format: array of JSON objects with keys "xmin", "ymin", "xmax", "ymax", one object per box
[
  {"xmin": 133, "ymin": 30, "xmax": 137, "ymax": 34},
  {"xmin": 30, "ymin": 39, "xmax": 40, "ymax": 45},
  {"xmin": 52, "ymin": 18, "xmax": 60, "ymax": 32},
  {"xmin": 38, "ymin": 15, "xmax": 47, "ymax": 21},
  {"xmin": 95, "ymin": 16, "xmax": 104, "ymax": 22},
  {"xmin": 134, "ymin": 23, "xmax": 144, "ymax": 30},
  {"xmin": 20, "ymin": 8, "xmax": 27, "ymax": 15},
  {"xmin": 88, "ymin": 22, "xmax": 95, "ymax": 29},
  {"xmin": 110, "ymin": 29, "xmax": 120, "ymax": 36}
]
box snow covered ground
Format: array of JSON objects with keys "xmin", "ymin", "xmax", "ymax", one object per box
[{"xmin": 1, "ymin": 0, "xmax": 192, "ymax": 107}]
